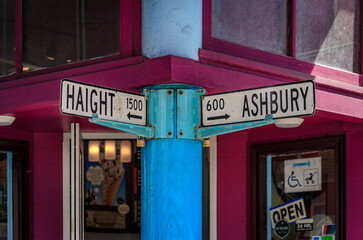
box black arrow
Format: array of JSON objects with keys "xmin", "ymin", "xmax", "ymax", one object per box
[
  {"xmin": 127, "ymin": 112, "xmax": 142, "ymax": 120},
  {"xmin": 207, "ymin": 114, "xmax": 230, "ymax": 121}
]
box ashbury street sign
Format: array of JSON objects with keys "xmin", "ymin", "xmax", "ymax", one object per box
[
  {"xmin": 202, "ymin": 80, "xmax": 315, "ymax": 126},
  {"xmin": 60, "ymin": 79, "xmax": 146, "ymax": 126}
]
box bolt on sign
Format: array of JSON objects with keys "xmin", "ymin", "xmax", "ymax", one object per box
[
  {"xmin": 284, "ymin": 157, "xmax": 322, "ymax": 193},
  {"xmin": 269, "ymin": 197, "xmax": 307, "ymax": 229},
  {"xmin": 60, "ymin": 79, "xmax": 146, "ymax": 126},
  {"xmin": 202, "ymin": 80, "xmax": 315, "ymax": 126}
]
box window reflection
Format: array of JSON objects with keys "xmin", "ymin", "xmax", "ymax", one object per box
[
  {"xmin": 0, "ymin": 0, "xmax": 16, "ymax": 76},
  {"xmin": 296, "ymin": 0, "xmax": 360, "ymax": 73},
  {"xmin": 22, "ymin": 0, "xmax": 119, "ymax": 72},
  {"xmin": 212, "ymin": 0, "xmax": 288, "ymax": 55}
]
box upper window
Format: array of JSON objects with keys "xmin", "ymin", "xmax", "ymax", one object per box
[
  {"xmin": 212, "ymin": 0, "xmax": 289, "ymax": 56},
  {"xmin": 207, "ymin": 0, "xmax": 361, "ymax": 73},
  {"xmin": 0, "ymin": 0, "xmax": 139, "ymax": 78},
  {"xmin": 22, "ymin": 0, "xmax": 120, "ymax": 72},
  {"xmin": 0, "ymin": 0, "xmax": 16, "ymax": 76},
  {"xmin": 296, "ymin": 0, "xmax": 360, "ymax": 73}
]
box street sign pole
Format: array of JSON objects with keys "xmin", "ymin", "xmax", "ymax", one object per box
[
  {"xmin": 140, "ymin": 85, "xmax": 204, "ymax": 240},
  {"xmin": 87, "ymin": 84, "xmax": 277, "ymax": 240},
  {"xmin": 79, "ymin": 81, "xmax": 315, "ymax": 240}
]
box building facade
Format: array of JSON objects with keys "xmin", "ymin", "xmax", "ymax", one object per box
[{"xmin": 0, "ymin": 0, "xmax": 362, "ymax": 239}]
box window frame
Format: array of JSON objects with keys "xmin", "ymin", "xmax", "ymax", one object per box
[
  {"xmin": 203, "ymin": 0, "xmax": 363, "ymax": 78},
  {"xmin": 1, "ymin": 0, "xmax": 141, "ymax": 82},
  {"xmin": 251, "ymin": 136, "xmax": 345, "ymax": 240}
]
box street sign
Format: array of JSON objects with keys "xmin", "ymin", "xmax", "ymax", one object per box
[
  {"xmin": 202, "ymin": 80, "xmax": 315, "ymax": 126},
  {"xmin": 284, "ymin": 157, "xmax": 322, "ymax": 193},
  {"xmin": 60, "ymin": 79, "xmax": 146, "ymax": 126}
]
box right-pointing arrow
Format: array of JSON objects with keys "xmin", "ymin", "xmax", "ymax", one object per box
[{"xmin": 207, "ymin": 114, "xmax": 230, "ymax": 121}]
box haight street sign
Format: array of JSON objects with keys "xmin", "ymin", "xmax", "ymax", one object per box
[
  {"xmin": 60, "ymin": 79, "xmax": 146, "ymax": 126},
  {"xmin": 202, "ymin": 80, "xmax": 315, "ymax": 126}
]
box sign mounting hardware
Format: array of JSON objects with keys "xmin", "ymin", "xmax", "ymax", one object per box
[{"xmin": 60, "ymin": 79, "xmax": 146, "ymax": 126}]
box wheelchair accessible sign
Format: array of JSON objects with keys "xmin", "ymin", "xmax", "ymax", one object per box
[{"xmin": 284, "ymin": 157, "xmax": 321, "ymax": 193}]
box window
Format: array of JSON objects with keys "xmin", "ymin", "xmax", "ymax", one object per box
[
  {"xmin": 22, "ymin": 0, "xmax": 120, "ymax": 71},
  {"xmin": 251, "ymin": 137, "xmax": 345, "ymax": 239},
  {"xmin": 296, "ymin": 0, "xmax": 360, "ymax": 73},
  {"xmin": 0, "ymin": 0, "xmax": 16, "ymax": 76},
  {"xmin": 212, "ymin": 0, "xmax": 289, "ymax": 55},
  {"xmin": 84, "ymin": 140, "xmax": 141, "ymax": 235},
  {"xmin": 0, "ymin": 0, "xmax": 139, "ymax": 78},
  {"xmin": 0, "ymin": 141, "xmax": 29, "ymax": 240},
  {"xmin": 206, "ymin": 0, "xmax": 361, "ymax": 73}
]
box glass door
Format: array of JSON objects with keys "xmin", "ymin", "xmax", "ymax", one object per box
[{"xmin": 252, "ymin": 137, "xmax": 345, "ymax": 240}]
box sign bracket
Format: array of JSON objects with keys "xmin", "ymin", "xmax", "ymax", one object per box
[
  {"xmin": 89, "ymin": 114, "xmax": 154, "ymax": 138},
  {"xmin": 196, "ymin": 114, "xmax": 275, "ymax": 139}
]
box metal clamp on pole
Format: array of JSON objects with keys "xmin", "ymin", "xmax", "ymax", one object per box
[{"xmin": 89, "ymin": 114, "xmax": 154, "ymax": 138}]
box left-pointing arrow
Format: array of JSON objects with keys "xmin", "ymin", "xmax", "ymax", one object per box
[
  {"xmin": 127, "ymin": 112, "xmax": 142, "ymax": 120},
  {"xmin": 207, "ymin": 114, "xmax": 230, "ymax": 121}
]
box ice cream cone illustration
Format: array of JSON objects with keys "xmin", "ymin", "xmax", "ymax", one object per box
[{"xmin": 100, "ymin": 159, "xmax": 125, "ymax": 206}]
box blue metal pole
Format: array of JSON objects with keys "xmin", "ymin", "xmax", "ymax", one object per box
[
  {"xmin": 87, "ymin": 84, "xmax": 277, "ymax": 240},
  {"xmin": 141, "ymin": 85, "xmax": 203, "ymax": 240},
  {"xmin": 142, "ymin": 139, "xmax": 202, "ymax": 239}
]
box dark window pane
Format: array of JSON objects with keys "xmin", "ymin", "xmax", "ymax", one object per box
[
  {"xmin": 0, "ymin": 153, "xmax": 8, "ymax": 240},
  {"xmin": 296, "ymin": 0, "xmax": 360, "ymax": 73},
  {"xmin": 212, "ymin": 0, "xmax": 288, "ymax": 55},
  {"xmin": 0, "ymin": 0, "xmax": 16, "ymax": 76},
  {"xmin": 22, "ymin": 0, "xmax": 119, "ymax": 71},
  {"xmin": 84, "ymin": 0, "xmax": 120, "ymax": 59}
]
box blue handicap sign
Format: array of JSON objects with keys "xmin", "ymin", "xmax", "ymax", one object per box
[{"xmin": 288, "ymin": 171, "xmax": 302, "ymax": 188}]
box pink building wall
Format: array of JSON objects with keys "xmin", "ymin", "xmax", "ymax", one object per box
[
  {"xmin": 346, "ymin": 128, "xmax": 363, "ymax": 239},
  {"xmin": 0, "ymin": 55, "xmax": 362, "ymax": 239},
  {"xmin": 0, "ymin": 131, "xmax": 63, "ymax": 240},
  {"xmin": 32, "ymin": 133, "xmax": 63, "ymax": 240}
]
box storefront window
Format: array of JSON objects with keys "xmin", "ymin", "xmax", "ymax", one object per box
[
  {"xmin": 22, "ymin": 0, "xmax": 120, "ymax": 71},
  {"xmin": 211, "ymin": 0, "xmax": 288, "ymax": 55},
  {"xmin": 252, "ymin": 137, "xmax": 344, "ymax": 239},
  {"xmin": 0, "ymin": 0, "xmax": 16, "ymax": 76},
  {"xmin": 84, "ymin": 140, "xmax": 141, "ymax": 237},
  {"xmin": 0, "ymin": 153, "xmax": 9, "ymax": 240},
  {"xmin": 296, "ymin": 0, "xmax": 360, "ymax": 73},
  {"xmin": 0, "ymin": 141, "xmax": 28, "ymax": 240}
]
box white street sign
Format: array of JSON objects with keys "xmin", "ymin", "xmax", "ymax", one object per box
[
  {"xmin": 60, "ymin": 79, "xmax": 146, "ymax": 126},
  {"xmin": 284, "ymin": 157, "xmax": 322, "ymax": 193},
  {"xmin": 202, "ymin": 80, "xmax": 315, "ymax": 126}
]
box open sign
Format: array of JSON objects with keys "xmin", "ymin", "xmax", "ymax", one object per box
[{"xmin": 269, "ymin": 197, "xmax": 306, "ymax": 229}]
